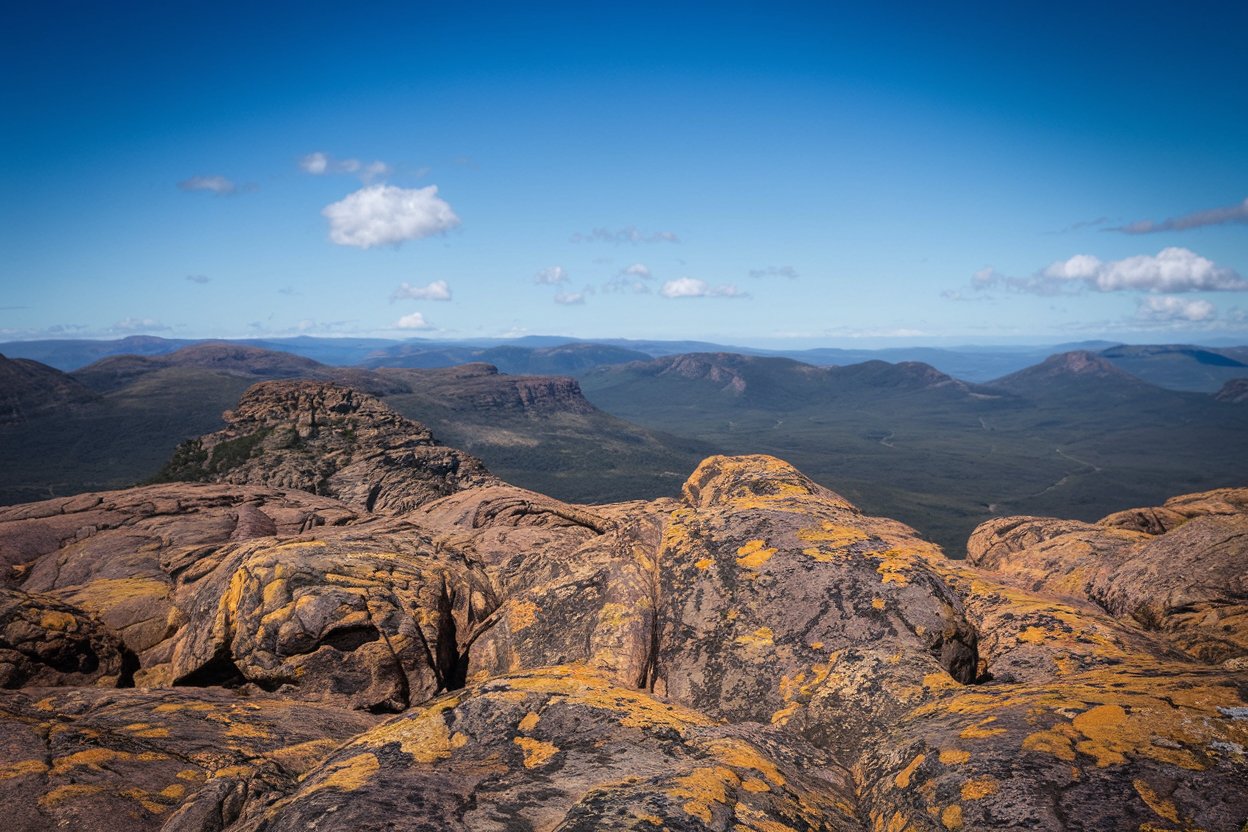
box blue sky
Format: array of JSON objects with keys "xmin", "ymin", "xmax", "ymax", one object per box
[{"xmin": 2, "ymin": 0, "xmax": 1246, "ymax": 346}]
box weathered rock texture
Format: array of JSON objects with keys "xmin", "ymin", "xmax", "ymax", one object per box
[
  {"xmin": 0, "ymin": 388, "xmax": 1245, "ymax": 832},
  {"xmin": 155, "ymin": 381, "xmax": 495, "ymax": 513},
  {"xmin": 968, "ymin": 488, "xmax": 1248, "ymax": 665}
]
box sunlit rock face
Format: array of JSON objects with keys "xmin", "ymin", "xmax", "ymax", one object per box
[{"xmin": 1, "ymin": 385, "xmax": 1246, "ymax": 832}]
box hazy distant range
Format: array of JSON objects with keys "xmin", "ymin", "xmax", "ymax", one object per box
[{"xmin": 6, "ymin": 334, "xmax": 1248, "ymax": 392}]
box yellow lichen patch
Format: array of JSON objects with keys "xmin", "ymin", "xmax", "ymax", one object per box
[
  {"xmin": 733, "ymin": 803, "xmax": 801, "ymax": 832},
  {"xmin": 742, "ymin": 777, "xmax": 770, "ymax": 793},
  {"xmin": 670, "ymin": 766, "xmax": 740, "ymax": 824},
  {"xmin": 873, "ymin": 548, "xmax": 915, "ymax": 586},
  {"xmin": 38, "ymin": 784, "xmax": 105, "ymax": 807},
  {"xmin": 1022, "ymin": 724, "xmax": 1078, "ymax": 761},
  {"xmin": 771, "ymin": 703, "xmax": 800, "ymax": 725},
  {"xmin": 225, "ymin": 721, "xmax": 273, "ymax": 739},
  {"xmin": 695, "ymin": 558, "xmax": 714, "ymax": 570},
  {"xmin": 518, "ymin": 712, "xmax": 540, "ymax": 732},
  {"xmin": 509, "ymin": 600, "xmax": 539, "ymax": 631},
  {"xmin": 736, "ymin": 539, "xmax": 777, "ymax": 570},
  {"xmin": 514, "ymin": 736, "xmax": 560, "ymax": 768},
  {"xmin": 959, "ymin": 717, "xmax": 1006, "ymax": 740},
  {"xmin": 356, "ymin": 697, "xmax": 459, "ymax": 763},
  {"xmin": 810, "ymin": 641, "xmax": 824, "ymax": 650},
  {"xmin": 871, "ymin": 598, "xmax": 886, "ymax": 610},
  {"xmin": 1016, "ymin": 626, "xmax": 1049, "ymax": 644},
  {"xmin": 735, "ymin": 627, "xmax": 774, "ymax": 649},
  {"xmin": 158, "ymin": 783, "xmax": 186, "ymax": 800},
  {"xmin": 923, "ymin": 673, "xmax": 961, "ymax": 693},
  {"xmin": 939, "ymin": 749, "xmax": 970, "ymax": 765},
  {"xmin": 50, "ymin": 748, "xmax": 142, "ymax": 775},
  {"xmin": 122, "ymin": 786, "xmax": 172, "ymax": 815},
  {"xmin": 635, "ymin": 810, "xmax": 665, "ymax": 826},
  {"xmin": 941, "ymin": 804, "xmax": 963, "ymax": 830},
  {"xmin": 1133, "ymin": 779, "xmax": 1181, "ymax": 824},
  {"xmin": 303, "ymin": 753, "xmax": 380, "ymax": 795},
  {"xmin": 63, "ymin": 577, "xmax": 169, "ymax": 614},
  {"xmin": 705, "ymin": 737, "xmax": 786, "ymax": 786},
  {"xmin": 153, "ymin": 701, "xmax": 215, "ymax": 714},
  {"xmin": 450, "ymin": 731, "xmax": 469, "ymax": 749},
  {"xmin": 175, "ymin": 769, "xmax": 204, "ymax": 782},
  {"xmin": 267, "ymin": 739, "xmax": 341, "ymax": 774},
  {"xmin": 0, "ymin": 759, "xmax": 47, "ymax": 780},
  {"xmin": 1070, "ymin": 704, "xmax": 1132, "ymax": 767},
  {"xmin": 132, "ymin": 726, "xmax": 170, "ymax": 738},
  {"xmin": 798, "ymin": 522, "xmax": 868, "ymax": 547},
  {"xmin": 960, "ymin": 777, "xmax": 999, "ymax": 800},
  {"xmin": 894, "ymin": 753, "xmax": 926, "ymax": 788},
  {"xmin": 496, "ymin": 666, "xmax": 715, "ymax": 730}
]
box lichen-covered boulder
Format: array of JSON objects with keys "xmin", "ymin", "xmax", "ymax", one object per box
[
  {"xmin": 232, "ymin": 666, "xmax": 862, "ymax": 832},
  {"xmin": 0, "ymin": 686, "xmax": 378, "ymax": 832},
  {"xmin": 967, "ymin": 489, "xmax": 1248, "ymax": 666}
]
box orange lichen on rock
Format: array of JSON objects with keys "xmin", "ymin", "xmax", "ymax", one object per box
[
  {"xmin": 959, "ymin": 777, "xmax": 999, "ymax": 800},
  {"xmin": 894, "ymin": 753, "xmax": 926, "ymax": 788},
  {"xmin": 736, "ymin": 539, "xmax": 777, "ymax": 569},
  {"xmin": 514, "ymin": 736, "xmax": 560, "ymax": 768}
]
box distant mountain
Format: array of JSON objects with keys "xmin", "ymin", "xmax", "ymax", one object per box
[
  {"xmin": 359, "ymin": 341, "xmax": 652, "ymax": 375},
  {"xmin": 989, "ymin": 350, "xmax": 1156, "ymax": 397},
  {"xmin": 72, "ymin": 343, "xmax": 328, "ymax": 392},
  {"xmin": 0, "ymin": 335, "xmax": 194, "ymax": 371},
  {"xmin": 1098, "ymin": 344, "xmax": 1248, "ymax": 392},
  {"xmin": 0, "ymin": 354, "xmax": 98, "ymax": 424}
]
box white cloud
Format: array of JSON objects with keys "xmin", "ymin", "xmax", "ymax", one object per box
[
  {"xmin": 534, "ymin": 266, "xmax": 569, "ymax": 285},
  {"xmin": 970, "ymin": 247, "xmax": 1246, "ymax": 295},
  {"xmin": 570, "ymin": 226, "xmax": 680, "ymax": 244},
  {"xmin": 111, "ymin": 317, "xmax": 170, "ymax": 333},
  {"xmin": 177, "ymin": 175, "xmax": 240, "ymax": 195},
  {"xmin": 299, "ymin": 152, "xmax": 329, "ymax": 174},
  {"xmin": 1136, "ymin": 295, "xmax": 1216, "ymax": 322},
  {"xmin": 391, "ymin": 280, "xmax": 451, "ymax": 301},
  {"xmin": 748, "ymin": 265, "xmax": 799, "ymax": 279},
  {"xmin": 301, "ymin": 152, "xmax": 392, "ymax": 182},
  {"xmin": 659, "ymin": 277, "xmax": 747, "ymax": 299},
  {"xmin": 1114, "ymin": 197, "xmax": 1248, "ymax": 234},
  {"xmin": 554, "ymin": 291, "xmax": 586, "ymax": 305},
  {"xmin": 624, "ymin": 263, "xmax": 651, "ymax": 278},
  {"xmin": 395, "ymin": 312, "xmax": 434, "ymax": 330},
  {"xmin": 322, "ymin": 184, "xmax": 460, "ymax": 248}
]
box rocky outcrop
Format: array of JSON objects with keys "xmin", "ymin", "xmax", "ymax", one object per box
[
  {"xmin": 967, "ymin": 489, "xmax": 1248, "ymax": 666},
  {"xmin": 0, "ymin": 390, "xmax": 1245, "ymax": 832},
  {"xmin": 154, "ymin": 381, "xmax": 495, "ymax": 513},
  {"xmin": 388, "ymin": 363, "xmax": 599, "ymax": 416}
]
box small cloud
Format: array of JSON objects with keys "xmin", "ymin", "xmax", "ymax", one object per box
[
  {"xmin": 1050, "ymin": 217, "xmax": 1110, "ymax": 234},
  {"xmin": 570, "ymin": 226, "xmax": 680, "ymax": 244},
  {"xmin": 185, "ymin": 274, "xmax": 211, "ymax": 284},
  {"xmin": 967, "ymin": 247, "xmax": 1246, "ymax": 295},
  {"xmin": 177, "ymin": 175, "xmax": 250, "ymax": 196},
  {"xmin": 391, "ymin": 280, "xmax": 451, "ymax": 302},
  {"xmin": 659, "ymin": 277, "xmax": 747, "ymax": 299},
  {"xmin": 1136, "ymin": 295, "xmax": 1216, "ymax": 323},
  {"xmin": 322, "ymin": 184, "xmax": 460, "ymax": 249},
  {"xmin": 1111, "ymin": 197, "xmax": 1248, "ymax": 234},
  {"xmin": 748, "ymin": 265, "xmax": 799, "ymax": 279},
  {"xmin": 534, "ymin": 266, "xmax": 569, "ymax": 285},
  {"xmin": 299, "ymin": 152, "xmax": 329, "ymax": 174},
  {"xmin": 301, "ymin": 152, "xmax": 392, "ymax": 182},
  {"xmin": 554, "ymin": 291, "xmax": 586, "ymax": 305},
  {"xmin": 394, "ymin": 312, "xmax": 434, "ymax": 330},
  {"xmin": 603, "ymin": 262, "xmax": 654, "ymax": 294},
  {"xmin": 111, "ymin": 317, "xmax": 170, "ymax": 333}
]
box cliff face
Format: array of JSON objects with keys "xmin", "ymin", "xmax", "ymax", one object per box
[{"xmin": 0, "ymin": 384, "xmax": 1245, "ymax": 831}]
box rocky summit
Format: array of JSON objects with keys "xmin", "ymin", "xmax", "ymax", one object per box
[{"xmin": 0, "ymin": 383, "xmax": 1245, "ymax": 831}]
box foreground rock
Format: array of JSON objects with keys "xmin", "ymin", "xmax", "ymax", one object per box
[
  {"xmin": 0, "ymin": 412, "xmax": 1245, "ymax": 831},
  {"xmin": 968, "ymin": 488, "xmax": 1248, "ymax": 665}
]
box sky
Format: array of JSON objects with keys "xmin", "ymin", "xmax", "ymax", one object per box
[{"xmin": 2, "ymin": 0, "xmax": 1246, "ymax": 347}]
